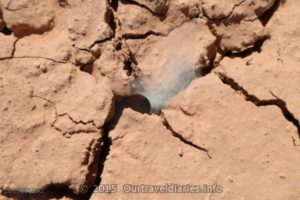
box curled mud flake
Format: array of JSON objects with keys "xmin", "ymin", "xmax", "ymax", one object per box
[{"xmin": 2, "ymin": 0, "xmax": 55, "ymax": 37}]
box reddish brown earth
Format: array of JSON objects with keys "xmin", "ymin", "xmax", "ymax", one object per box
[{"xmin": 0, "ymin": 0, "xmax": 300, "ymax": 199}]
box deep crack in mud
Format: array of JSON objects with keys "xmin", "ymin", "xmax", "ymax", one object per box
[{"xmin": 218, "ymin": 72, "xmax": 300, "ymax": 138}]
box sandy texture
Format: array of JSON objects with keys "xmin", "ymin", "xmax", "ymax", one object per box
[
  {"xmin": 216, "ymin": 0, "xmax": 300, "ymax": 123},
  {"xmin": 0, "ymin": 0, "xmax": 300, "ymax": 199},
  {"xmin": 0, "ymin": 60, "xmax": 113, "ymax": 194},
  {"xmin": 91, "ymin": 75, "xmax": 300, "ymax": 199}
]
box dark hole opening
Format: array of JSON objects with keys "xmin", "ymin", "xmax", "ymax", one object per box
[
  {"xmin": 107, "ymin": 94, "xmax": 151, "ymax": 131},
  {"xmin": 116, "ymin": 94, "xmax": 151, "ymax": 115},
  {"xmin": 1, "ymin": 27, "xmax": 13, "ymax": 35}
]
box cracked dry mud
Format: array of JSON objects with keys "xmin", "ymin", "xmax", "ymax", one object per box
[{"xmin": 0, "ymin": 0, "xmax": 300, "ymax": 199}]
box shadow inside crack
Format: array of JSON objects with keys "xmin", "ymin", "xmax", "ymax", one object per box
[
  {"xmin": 223, "ymin": 36, "xmax": 269, "ymax": 58},
  {"xmin": 259, "ymin": 0, "xmax": 285, "ymax": 26},
  {"xmin": 80, "ymin": 63, "xmax": 94, "ymax": 75},
  {"xmin": 1, "ymin": 185, "xmax": 86, "ymax": 200},
  {"xmin": 1, "ymin": 27, "xmax": 13, "ymax": 35},
  {"xmin": 218, "ymin": 73, "xmax": 300, "ymax": 138},
  {"xmin": 84, "ymin": 94, "xmax": 151, "ymax": 199}
]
